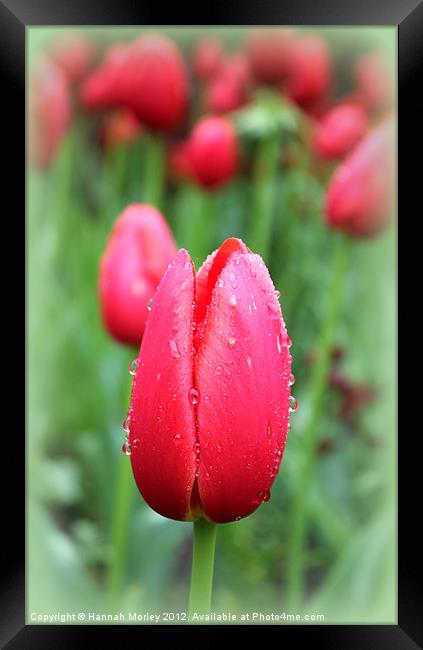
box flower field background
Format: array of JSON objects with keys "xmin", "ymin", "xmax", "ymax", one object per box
[{"xmin": 28, "ymin": 27, "xmax": 396, "ymax": 623}]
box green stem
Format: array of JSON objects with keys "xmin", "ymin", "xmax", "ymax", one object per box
[
  {"xmin": 107, "ymin": 454, "xmax": 134, "ymax": 604},
  {"xmin": 248, "ymin": 133, "xmax": 280, "ymax": 260},
  {"xmin": 287, "ymin": 235, "xmax": 349, "ymax": 609},
  {"xmin": 175, "ymin": 185, "xmax": 215, "ymax": 267},
  {"xmin": 188, "ymin": 518, "xmax": 217, "ymax": 617},
  {"xmin": 143, "ymin": 132, "xmax": 165, "ymax": 209}
]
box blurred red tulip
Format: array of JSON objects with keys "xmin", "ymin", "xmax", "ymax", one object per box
[
  {"xmin": 81, "ymin": 35, "xmax": 189, "ymax": 132},
  {"xmin": 355, "ymin": 50, "xmax": 394, "ymax": 114},
  {"xmin": 325, "ymin": 117, "xmax": 395, "ymax": 236},
  {"xmin": 284, "ymin": 36, "xmax": 331, "ymax": 107},
  {"xmin": 167, "ymin": 140, "xmax": 194, "ymax": 182},
  {"xmin": 189, "ymin": 116, "xmax": 239, "ymax": 189},
  {"xmin": 29, "ymin": 56, "xmax": 71, "ymax": 169},
  {"xmin": 205, "ymin": 52, "xmax": 251, "ymax": 113},
  {"xmin": 193, "ymin": 38, "xmax": 224, "ymax": 81},
  {"xmin": 99, "ymin": 204, "xmax": 177, "ymax": 346},
  {"xmin": 313, "ymin": 103, "xmax": 368, "ymax": 159},
  {"xmin": 126, "ymin": 238, "xmax": 293, "ymax": 523},
  {"xmin": 50, "ymin": 34, "xmax": 96, "ymax": 83},
  {"xmin": 248, "ymin": 28, "xmax": 295, "ymax": 84},
  {"xmin": 99, "ymin": 109, "xmax": 142, "ymax": 149}
]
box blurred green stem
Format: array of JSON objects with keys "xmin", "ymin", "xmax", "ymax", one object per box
[
  {"xmin": 248, "ymin": 133, "xmax": 280, "ymax": 260},
  {"xmin": 287, "ymin": 235, "xmax": 349, "ymax": 609},
  {"xmin": 188, "ymin": 518, "xmax": 217, "ymax": 617},
  {"xmin": 143, "ymin": 132, "xmax": 165, "ymax": 208},
  {"xmin": 175, "ymin": 185, "xmax": 215, "ymax": 266},
  {"xmin": 108, "ymin": 454, "xmax": 134, "ymax": 603}
]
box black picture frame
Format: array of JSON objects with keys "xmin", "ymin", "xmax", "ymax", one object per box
[{"xmin": 3, "ymin": 0, "xmax": 416, "ymax": 646}]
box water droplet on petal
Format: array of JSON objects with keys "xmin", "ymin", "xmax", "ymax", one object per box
[
  {"xmin": 128, "ymin": 358, "xmax": 138, "ymax": 376},
  {"xmin": 227, "ymin": 337, "xmax": 236, "ymax": 349},
  {"xmin": 267, "ymin": 422, "xmax": 272, "ymax": 439},
  {"xmin": 132, "ymin": 438, "xmax": 140, "ymax": 450},
  {"xmin": 169, "ymin": 338, "xmax": 180, "ymax": 359},
  {"xmin": 287, "ymin": 336, "xmax": 293, "ymax": 348},
  {"xmin": 122, "ymin": 416, "xmax": 131, "ymax": 433},
  {"xmin": 235, "ymin": 515, "xmax": 242, "ymax": 521},
  {"xmin": 267, "ymin": 302, "xmax": 280, "ymax": 318},
  {"xmin": 275, "ymin": 290, "xmax": 281, "ymax": 298},
  {"xmin": 147, "ymin": 297, "xmax": 153, "ymax": 311},
  {"xmin": 174, "ymin": 433, "xmax": 182, "ymax": 441},
  {"xmin": 189, "ymin": 388, "xmax": 199, "ymax": 405},
  {"xmin": 122, "ymin": 440, "xmax": 131, "ymax": 456},
  {"xmin": 289, "ymin": 373, "xmax": 296, "ymax": 386},
  {"xmin": 218, "ymin": 278, "xmax": 225, "ymax": 288},
  {"xmin": 229, "ymin": 294, "xmax": 237, "ymax": 307},
  {"xmin": 215, "ymin": 365, "xmax": 223, "ymax": 376},
  {"xmin": 289, "ymin": 395, "xmax": 298, "ymax": 412},
  {"xmin": 277, "ymin": 334, "xmax": 282, "ymax": 354}
]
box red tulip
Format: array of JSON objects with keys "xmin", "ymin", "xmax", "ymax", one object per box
[
  {"xmin": 81, "ymin": 35, "xmax": 189, "ymax": 132},
  {"xmin": 29, "ymin": 56, "xmax": 71, "ymax": 169},
  {"xmin": 355, "ymin": 50, "xmax": 393, "ymax": 114},
  {"xmin": 99, "ymin": 204, "xmax": 177, "ymax": 346},
  {"xmin": 313, "ymin": 103, "xmax": 368, "ymax": 159},
  {"xmin": 205, "ymin": 53, "xmax": 251, "ymax": 114},
  {"xmin": 193, "ymin": 38, "xmax": 224, "ymax": 81},
  {"xmin": 126, "ymin": 238, "xmax": 293, "ymax": 523},
  {"xmin": 284, "ymin": 36, "xmax": 331, "ymax": 107},
  {"xmin": 189, "ymin": 116, "xmax": 239, "ymax": 189},
  {"xmin": 99, "ymin": 109, "xmax": 142, "ymax": 149},
  {"xmin": 325, "ymin": 117, "xmax": 395, "ymax": 236},
  {"xmin": 50, "ymin": 34, "xmax": 95, "ymax": 83},
  {"xmin": 248, "ymin": 28, "xmax": 295, "ymax": 84}
]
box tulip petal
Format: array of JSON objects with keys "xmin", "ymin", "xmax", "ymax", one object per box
[
  {"xmin": 129, "ymin": 249, "xmax": 198, "ymax": 521},
  {"xmin": 195, "ymin": 250, "xmax": 292, "ymax": 523}
]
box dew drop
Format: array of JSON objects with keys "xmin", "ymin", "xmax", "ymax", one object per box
[
  {"xmin": 121, "ymin": 440, "xmax": 131, "ymax": 456},
  {"xmin": 174, "ymin": 433, "xmax": 182, "ymax": 441},
  {"xmin": 189, "ymin": 388, "xmax": 199, "ymax": 405},
  {"xmin": 235, "ymin": 516, "xmax": 242, "ymax": 521},
  {"xmin": 275, "ymin": 290, "xmax": 281, "ymax": 298},
  {"xmin": 286, "ymin": 336, "xmax": 293, "ymax": 348},
  {"xmin": 218, "ymin": 278, "xmax": 225, "ymax": 288},
  {"xmin": 267, "ymin": 302, "xmax": 280, "ymax": 318},
  {"xmin": 169, "ymin": 338, "xmax": 180, "ymax": 359},
  {"xmin": 247, "ymin": 356, "xmax": 252, "ymax": 369},
  {"xmin": 267, "ymin": 422, "xmax": 272, "ymax": 439},
  {"xmin": 289, "ymin": 395, "xmax": 298, "ymax": 412},
  {"xmin": 277, "ymin": 334, "xmax": 282, "ymax": 354},
  {"xmin": 147, "ymin": 297, "xmax": 153, "ymax": 311},
  {"xmin": 289, "ymin": 373, "xmax": 296, "ymax": 386},
  {"xmin": 132, "ymin": 438, "xmax": 140, "ymax": 450},
  {"xmin": 122, "ymin": 416, "xmax": 130, "ymax": 433},
  {"xmin": 215, "ymin": 365, "xmax": 223, "ymax": 376},
  {"xmin": 227, "ymin": 337, "xmax": 236, "ymax": 349},
  {"xmin": 128, "ymin": 358, "xmax": 138, "ymax": 376},
  {"xmin": 229, "ymin": 294, "xmax": 237, "ymax": 307}
]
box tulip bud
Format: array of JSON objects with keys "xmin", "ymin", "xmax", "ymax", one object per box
[
  {"xmin": 99, "ymin": 109, "xmax": 142, "ymax": 149},
  {"xmin": 248, "ymin": 29, "xmax": 295, "ymax": 84},
  {"xmin": 99, "ymin": 204, "xmax": 177, "ymax": 346},
  {"xmin": 204, "ymin": 53, "xmax": 251, "ymax": 114},
  {"xmin": 193, "ymin": 38, "xmax": 224, "ymax": 81},
  {"xmin": 284, "ymin": 36, "xmax": 331, "ymax": 107},
  {"xmin": 50, "ymin": 34, "xmax": 95, "ymax": 83},
  {"xmin": 313, "ymin": 103, "xmax": 368, "ymax": 159},
  {"xmin": 325, "ymin": 117, "xmax": 395, "ymax": 236},
  {"xmin": 189, "ymin": 116, "xmax": 239, "ymax": 189},
  {"xmin": 29, "ymin": 56, "xmax": 71, "ymax": 169},
  {"xmin": 126, "ymin": 238, "xmax": 293, "ymax": 523},
  {"xmin": 81, "ymin": 35, "xmax": 189, "ymax": 132},
  {"xmin": 355, "ymin": 50, "xmax": 393, "ymax": 114}
]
